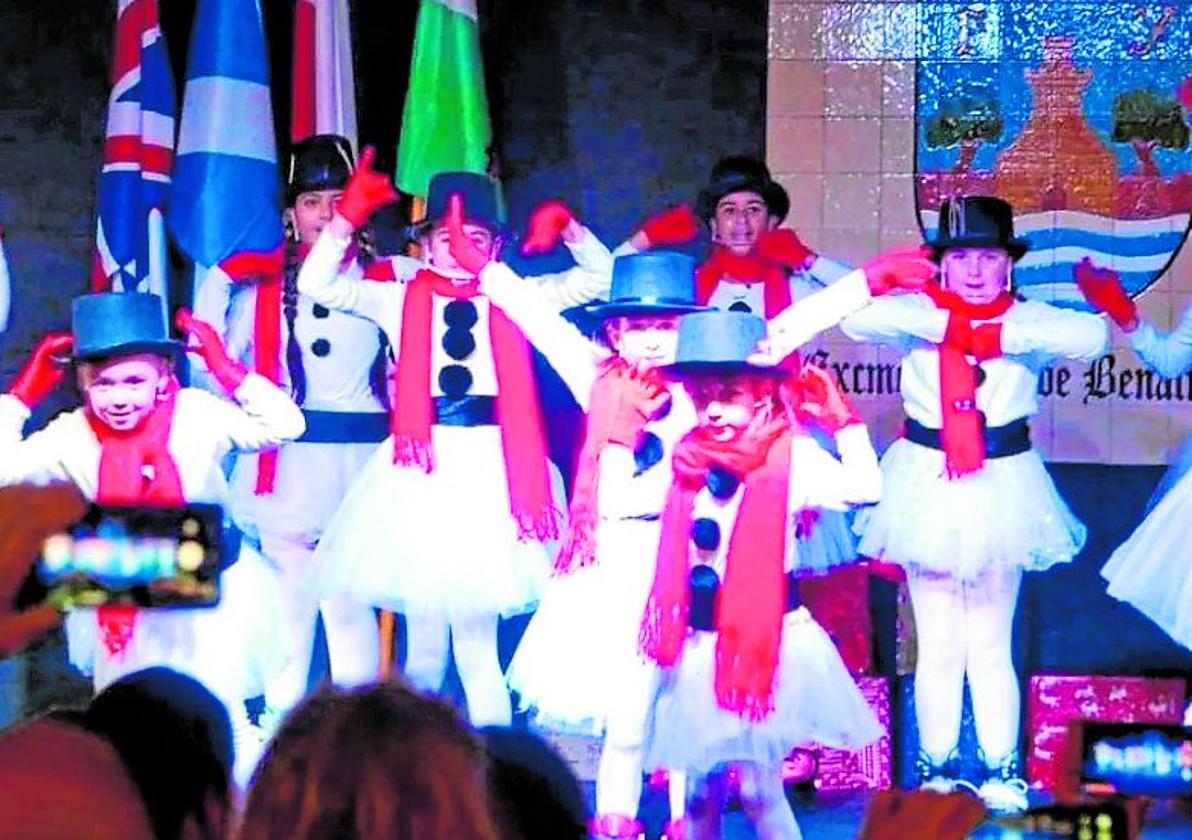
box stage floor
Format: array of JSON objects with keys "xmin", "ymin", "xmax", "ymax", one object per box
[{"xmin": 620, "ymin": 786, "xmax": 1192, "ymax": 839}]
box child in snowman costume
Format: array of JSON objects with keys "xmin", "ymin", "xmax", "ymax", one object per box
[{"xmin": 0, "ymin": 292, "xmax": 304, "ymax": 788}]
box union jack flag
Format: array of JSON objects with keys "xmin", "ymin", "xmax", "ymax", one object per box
[{"xmin": 92, "ymin": 0, "xmax": 176, "ymax": 303}]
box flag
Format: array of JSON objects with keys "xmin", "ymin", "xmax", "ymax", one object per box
[
  {"xmin": 92, "ymin": 0, "xmax": 176, "ymax": 308},
  {"xmin": 395, "ymin": 0, "xmax": 492, "ymax": 198},
  {"xmin": 0, "ymin": 231, "xmax": 10, "ymax": 334},
  {"xmin": 167, "ymin": 0, "xmax": 283, "ymax": 283},
  {"xmin": 292, "ymin": 0, "xmax": 357, "ymax": 149}
]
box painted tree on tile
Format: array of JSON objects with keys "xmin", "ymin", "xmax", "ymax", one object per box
[
  {"xmin": 1112, "ymin": 88, "xmax": 1190, "ymax": 177},
  {"xmin": 925, "ymin": 95, "xmax": 1003, "ymax": 175}
]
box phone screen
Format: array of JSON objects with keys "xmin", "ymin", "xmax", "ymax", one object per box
[
  {"xmin": 37, "ymin": 503, "xmax": 223, "ymax": 609},
  {"xmin": 1080, "ymin": 722, "xmax": 1192, "ymax": 799}
]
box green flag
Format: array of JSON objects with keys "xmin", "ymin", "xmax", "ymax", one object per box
[{"xmin": 395, "ymin": 0, "xmax": 492, "ymax": 198}]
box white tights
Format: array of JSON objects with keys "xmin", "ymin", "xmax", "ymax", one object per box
[
  {"xmin": 403, "ymin": 610, "xmax": 511, "ymax": 726},
  {"xmin": 260, "ymin": 531, "xmax": 380, "ymax": 713},
  {"xmin": 689, "ymin": 762, "xmax": 800, "ymax": 840},
  {"xmin": 908, "ymin": 566, "xmax": 1023, "ymax": 766}
]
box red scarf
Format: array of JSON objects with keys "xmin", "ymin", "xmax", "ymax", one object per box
[
  {"xmin": 392, "ymin": 269, "xmax": 558, "ymax": 542},
  {"xmin": 923, "ymin": 285, "xmax": 1013, "ymax": 478},
  {"xmin": 695, "ymin": 246, "xmax": 792, "ymax": 318},
  {"xmin": 554, "ymin": 358, "xmax": 669, "ymax": 574},
  {"xmin": 641, "ymin": 416, "xmax": 792, "ymax": 720},
  {"xmin": 84, "ymin": 386, "xmax": 185, "ymax": 658}
]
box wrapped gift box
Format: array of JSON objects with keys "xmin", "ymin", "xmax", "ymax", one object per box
[
  {"xmin": 895, "ymin": 676, "xmax": 982, "ymax": 788},
  {"xmin": 1026, "ymin": 674, "xmax": 1186, "ymax": 792},
  {"xmin": 799, "ymin": 566, "xmax": 873, "ymax": 675},
  {"xmin": 783, "ymin": 675, "xmax": 892, "ymax": 790}
]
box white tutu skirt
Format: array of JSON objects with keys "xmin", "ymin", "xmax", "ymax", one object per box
[
  {"xmin": 792, "ymin": 508, "xmax": 858, "ymax": 575},
  {"xmin": 646, "ymin": 608, "xmax": 882, "ymax": 774},
  {"xmin": 507, "ymin": 517, "xmax": 661, "ymax": 733},
  {"xmin": 65, "ymin": 543, "xmax": 292, "ymax": 704},
  {"xmin": 854, "ymin": 439, "xmax": 1086, "ymax": 581},
  {"xmin": 229, "ymin": 440, "xmax": 381, "ymax": 544},
  {"xmin": 313, "ymin": 425, "xmax": 564, "ymax": 617},
  {"xmin": 1102, "ymin": 466, "xmax": 1192, "ymax": 650}
]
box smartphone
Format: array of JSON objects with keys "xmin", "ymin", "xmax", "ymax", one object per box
[
  {"xmin": 1078, "ymin": 722, "xmax": 1192, "ymax": 800},
  {"xmin": 36, "ymin": 503, "xmax": 223, "ymax": 609}
]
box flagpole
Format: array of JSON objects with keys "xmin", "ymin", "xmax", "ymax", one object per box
[{"xmin": 148, "ymin": 209, "xmax": 169, "ymax": 321}]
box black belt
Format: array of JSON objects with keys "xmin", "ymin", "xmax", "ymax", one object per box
[
  {"xmin": 296, "ymin": 410, "xmax": 390, "ymax": 444},
  {"xmin": 433, "ymin": 395, "xmax": 497, "ymax": 426},
  {"xmin": 689, "ymin": 567, "xmax": 802, "ymax": 632},
  {"xmin": 904, "ymin": 417, "xmax": 1031, "ymax": 459}
]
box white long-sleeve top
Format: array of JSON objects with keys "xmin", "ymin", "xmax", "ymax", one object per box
[
  {"xmin": 297, "ymin": 227, "xmax": 614, "ymax": 398},
  {"xmin": 687, "ymin": 425, "xmax": 882, "ymax": 575},
  {"xmin": 1129, "ymin": 297, "xmax": 1192, "ymax": 379},
  {"xmin": 841, "ymin": 293, "xmax": 1109, "ymax": 428},
  {"xmin": 0, "ymin": 375, "xmax": 305, "ymax": 503},
  {"xmin": 477, "ymin": 261, "xmax": 881, "ymax": 523}
]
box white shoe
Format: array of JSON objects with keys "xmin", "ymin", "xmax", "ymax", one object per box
[{"xmin": 977, "ymin": 776, "xmax": 1029, "ymax": 814}]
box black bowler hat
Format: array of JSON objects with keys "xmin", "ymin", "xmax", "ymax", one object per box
[
  {"xmin": 695, "ymin": 156, "xmax": 790, "ymax": 224},
  {"xmin": 580, "ymin": 252, "xmax": 709, "ymax": 320},
  {"xmin": 663, "ymin": 309, "xmax": 781, "ymax": 377},
  {"xmin": 286, "ymin": 135, "xmax": 355, "ymax": 204},
  {"xmin": 928, "ymin": 196, "xmax": 1029, "ymax": 261},
  {"xmin": 71, "ymin": 293, "xmax": 180, "ymax": 360}
]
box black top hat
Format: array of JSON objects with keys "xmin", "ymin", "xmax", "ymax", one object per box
[
  {"xmin": 927, "ymin": 196, "xmax": 1029, "ymax": 261},
  {"xmin": 580, "ymin": 252, "xmax": 709, "ymax": 320},
  {"xmin": 286, "ymin": 135, "xmax": 355, "ymax": 204},
  {"xmin": 695, "ymin": 156, "xmax": 790, "ymax": 224},
  {"xmin": 415, "ymin": 171, "xmax": 504, "ymax": 235},
  {"xmin": 663, "ymin": 309, "xmax": 780, "ymax": 377},
  {"xmin": 71, "ymin": 293, "xmax": 181, "ymax": 361}
]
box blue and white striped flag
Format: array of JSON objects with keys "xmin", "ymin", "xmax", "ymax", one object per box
[{"xmin": 167, "ymin": 0, "xmax": 283, "ymax": 302}]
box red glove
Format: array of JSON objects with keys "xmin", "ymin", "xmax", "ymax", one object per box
[
  {"xmin": 335, "ymin": 146, "xmax": 397, "ymax": 228},
  {"xmin": 1074, "ymin": 257, "xmax": 1137, "ymax": 330},
  {"xmin": 862, "ymin": 245, "xmax": 936, "ymax": 296},
  {"xmin": 10, "ymin": 333, "xmax": 73, "ymax": 409},
  {"xmin": 175, "ymin": 309, "xmax": 247, "ymax": 394},
  {"xmin": 638, "ymin": 204, "xmax": 701, "ymax": 247},
  {"xmin": 445, "ymin": 194, "xmax": 490, "ymax": 276},
  {"xmin": 756, "ymin": 228, "xmax": 815, "ymax": 271},
  {"xmin": 790, "ymin": 364, "xmax": 860, "ymax": 433},
  {"xmin": 1179, "ymin": 75, "xmax": 1192, "ymax": 112},
  {"xmin": 521, "ymin": 200, "xmax": 576, "ymax": 255}
]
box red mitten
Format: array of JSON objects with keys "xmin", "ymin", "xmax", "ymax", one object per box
[
  {"xmin": 756, "ymin": 228, "xmax": 814, "ymax": 272},
  {"xmin": 521, "ymin": 200, "xmax": 576, "ymax": 255},
  {"xmin": 1074, "ymin": 257, "xmax": 1137, "ymax": 330},
  {"xmin": 10, "ymin": 333, "xmax": 73, "ymax": 409},
  {"xmin": 862, "ymin": 246, "xmax": 936, "ymax": 296},
  {"xmin": 792, "ymin": 364, "xmax": 860, "ymax": 433},
  {"xmin": 638, "ymin": 204, "xmax": 701, "ymax": 247},
  {"xmin": 445, "ymin": 194, "xmax": 490, "ymax": 276},
  {"xmin": 175, "ymin": 309, "xmax": 247, "ymax": 394},
  {"xmin": 604, "ymin": 368, "xmax": 670, "ymax": 447},
  {"xmin": 335, "ymin": 146, "xmax": 397, "ymax": 228}
]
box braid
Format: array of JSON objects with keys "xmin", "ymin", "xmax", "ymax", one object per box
[
  {"xmin": 282, "ymin": 242, "xmax": 307, "ymax": 406},
  {"xmin": 354, "ymin": 225, "xmax": 390, "ymax": 409}
]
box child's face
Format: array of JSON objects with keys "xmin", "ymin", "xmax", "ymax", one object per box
[
  {"xmin": 605, "ymin": 314, "xmax": 681, "ymax": 369},
  {"xmin": 81, "ymin": 354, "xmax": 171, "ymax": 432},
  {"xmin": 940, "ymin": 246, "xmax": 1011, "ymax": 304},
  {"xmin": 709, "ymin": 190, "xmax": 779, "ymax": 256},
  {"xmin": 288, "ymin": 189, "xmax": 345, "ymax": 246},
  {"xmin": 426, "ymin": 222, "xmax": 495, "ymax": 274},
  {"xmin": 684, "ymin": 374, "xmax": 771, "ymax": 442}
]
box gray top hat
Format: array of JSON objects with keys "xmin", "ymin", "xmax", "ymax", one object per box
[
  {"xmin": 581, "ymin": 252, "xmax": 709, "ymax": 320},
  {"xmin": 663, "ymin": 309, "xmax": 779, "ymax": 376},
  {"xmin": 71, "ymin": 293, "xmax": 180, "ymax": 360}
]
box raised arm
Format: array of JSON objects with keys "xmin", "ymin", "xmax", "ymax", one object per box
[
  {"xmin": 516, "ymin": 200, "xmax": 615, "ymax": 311},
  {"xmin": 999, "ymin": 301, "xmax": 1109, "ymax": 362},
  {"xmin": 176, "ymin": 310, "xmax": 305, "ymax": 450},
  {"xmin": 1130, "ymin": 302, "xmax": 1192, "ymax": 379},
  {"xmin": 0, "ymin": 334, "xmax": 78, "ymax": 486}
]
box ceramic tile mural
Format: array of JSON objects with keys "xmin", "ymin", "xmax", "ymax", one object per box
[{"xmin": 768, "ymin": 1, "xmax": 1192, "ymax": 464}]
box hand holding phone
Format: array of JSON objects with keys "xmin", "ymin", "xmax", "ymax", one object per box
[
  {"xmin": 37, "ymin": 503, "xmax": 224, "ymax": 610},
  {"xmin": 0, "ymin": 483, "xmax": 88, "ymax": 656}
]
